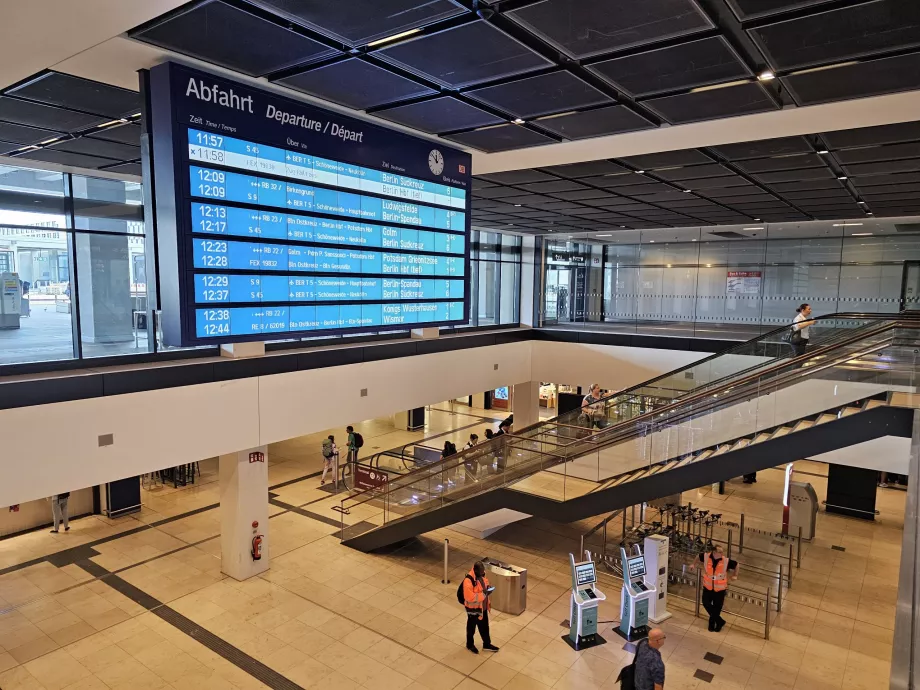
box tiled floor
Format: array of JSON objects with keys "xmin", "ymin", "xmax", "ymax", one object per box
[{"xmin": 0, "ymin": 406, "xmax": 904, "ymax": 690}]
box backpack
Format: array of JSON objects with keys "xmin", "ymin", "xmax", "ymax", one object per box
[
  {"xmin": 322, "ymin": 439, "xmax": 333, "ymax": 458},
  {"xmin": 617, "ymin": 639, "xmax": 645, "ymax": 690},
  {"xmin": 353, "ymin": 432, "xmax": 364, "ymax": 448},
  {"xmin": 457, "ymin": 574, "xmax": 474, "ymax": 605}
]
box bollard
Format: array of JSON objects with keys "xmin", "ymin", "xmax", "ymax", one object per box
[
  {"xmin": 727, "ymin": 530, "xmax": 733, "ymax": 560},
  {"xmin": 580, "ymin": 535, "xmax": 584, "ymax": 561},
  {"xmin": 739, "ymin": 514, "xmax": 745, "ymax": 554},
  {"xmin": 797, "ymin": 525, "xmax": 802, "ymax": 568},
  {"xmin": 787, "ymin": 543, "xmax": 794, "ymax": 588},
  {"xmin": 622, "ymin": 507, "xmax": 627, "ymax": 539},
  {"xmin": 777, "ymin": 564, "xmax": 783, "ymax": 612},
  {"xmin": 765, "ymin": 585, "xmax": 772, "ymax": 640},
  {"xmin": 442, "ymin": 539, "xmax": 450, "ymax": 584}
]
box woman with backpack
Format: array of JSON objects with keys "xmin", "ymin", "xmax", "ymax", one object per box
[{"xmin": 321, "ymin": 435, "xmax": 338, "ymax": 486}]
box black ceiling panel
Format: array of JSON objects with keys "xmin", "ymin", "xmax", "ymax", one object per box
[
  {"xmin": 735, "ymin": 153, "xmax": 825, "ymax": 173},
  {"xmin": 579, "ymin": 173, "xmax": 647, "ymax": 188},
  {"xmin": 101, "ymin": 162, "xmax": 142, "ymax": 176},
  {"xmin": 377, "ymin": 21, "xmax": 552, "ymax": 88},
  {"xmin": 446, "ymin": 123, "xmax": 557, "ymax": 152},
  {"xmin": 275, "ymin": 58, "xmax": 435, "ymax": 110},
  {"xmin": 782, "ymin": 53, "xmax": 920, "ymax": 106},
  {"xmin": 710, "ymin": 136, "xmax": 814, "ymax": 160},
  {"xmin": 725, "ymin": 0, "xmax": 838, "ymax": 21},
  {"xmin": 548, "ymin": 190, "xmax": 611, "ymax": 201},
  {"xmin": 0, "ymin": 121, "xmax": 60, "ymax": 145},
  {"xmin": 782, "ymin": 188, "xmax": 849, "ymax": 200},
  {"xmin": 133, "ymin": 0, "xmax": 338, "ymax": 77},
  {"xmin": 680, "ymin": 175, "xmax": 751, "ymax": 189},
  {"xmin": 89, "ymin": 123, "xmax": 141, "ymax": 146},
  {"xmin": 543, "ymin": 161, "xmax": 629, "ymax": 178},
  {"xmin": 466, "ymin": 71, "xmax": 610, "ymax": 119},
  {"xmin": 16, "ymin": 148, "xmax": 120, "ymax": 169},
  {"xmin": 248, "ymin": 0, "xmax": 465, "ymax": 46},
  {"xmin": 634, "ymin": 191, "xmax": 695, "ymax": 202},
  {"xmin": 768, "ymin": 177, "xmax": 843, "ymax": 192},
  {"xmin": 619, "ymin": 150, "xmax": 711, "ymax": 169},
  {"xmin": 587, "ymin": 36, "xmax": 750, "ymax": 98},
  {"xmin": 507, "ymin": 0, "xmax": 713, "ymax": 59},
  {"xmin": 473, "ymin": 186, "xmax": 519, "ymax": 199},
  {"xmin": 478, "ymin": 170, "xmax": 556, "ymax": 185},
  {"xmin": 844, "ymin": 158, "xmax": 920, "ymax": 177},
  {"xmin": 654, "ymin": 163, "xmax": 733, "ymax": 180},
  {"xmin": 862, "ymin": 188, "xmax": 920, "ymax": 201},
  {"xmin": 850, "ymin": 172, "xmax": 920, "ymax": 187},
  {"xmin": 0, "ymin": 96, "xmax": 107, "ymax": 132},
  {"xmin": 643, "ymin": 82, "xmax": 778, "ymax": 124},
  {"xmin": 533, "ymin": 106, "xmax": 656, "ymax": 140},
  {"xmin": 700, "ymin": 184, "xmax": 762, "ymax": 197},
  {"xmin": 750, "ymin": 2, "xmax": 920, "ymax": 72},
  {"xmin": 0, "ymin": 140, "xmax": 19, "ymax": 155},
  {"xmin": 835, "ymin": 143, "xmax": 920, "ymax": 165},
  {"xmin": 823, "ymin": 121, "xmax": 920, "ymax": 150},
  {"xmin": 518, "ymin": 180, "xmax": 586, "ymax": 193},
  {"xmin": 48, "ymin": 137, "xmax": 139, "ymax": 161},
  {"xmin": 755, "ymin": 167, "xmax": 835, "ymax": 183},
  {"xmin": 6, "ymin": 72, "xmax": 139, "ymax": 119},
  {"xmin": 373, "ymin": 97, "xmax": 503, "ymax": 134}
]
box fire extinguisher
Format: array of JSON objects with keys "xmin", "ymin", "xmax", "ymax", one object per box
[{"xmin": 251, "ymin": 520, "xmax": 263, "ymax": 561}]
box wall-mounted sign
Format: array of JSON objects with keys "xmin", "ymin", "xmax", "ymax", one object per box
[{"xmin": 726, "ymin": 271, "xmax": 761, "ymax": 295}]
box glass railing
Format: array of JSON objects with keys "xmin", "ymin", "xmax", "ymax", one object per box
[{"xmin": 338, "ymin": 314, "xmax": 920, "ymax": 540}]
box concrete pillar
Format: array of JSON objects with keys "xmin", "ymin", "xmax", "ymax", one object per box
[
  {"xmin": 75, "ymin": 233, "xmax": 133, "ymax": 343},
  {"xmin": 520, "ymin": 236, "xmax": 537, "ymax": 327},
  {"xmin": 219, "ymin": 445, "xmax": 269, "ymax": 580},
  {"xmin": 512, "ymin": 381, "xmax": 541, "ymax": 430},
  {"xmin": 472, "ymin": 392, "xmax": 486, "ymax": 409}
]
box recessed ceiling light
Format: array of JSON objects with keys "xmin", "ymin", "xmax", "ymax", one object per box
[
  {"xmin": 636, "ymin": 170, "xmax": 645, "ymax": 174},
  {"xmin": 744, "ymin": 227, "xmax": 765, "ymax": 230},
  {"xmin": 597, "ymin": 234, "xmax": 612, "ymax": 237},
  {"xmin": 838, "ymin": 176, "xmax": 848, "ymax": 180},
  {"xmin": 867, "ymin": 212, "xmax": 874, "ymax": 215},
  {"xmin": 38, "ymin": 137, "xmax": 60, "ymax": 145},
  {"xmin": 758, "ymin": 71, "xmax": 775, "ymax": 81},
  {"xmin": 832, "ymin": 222, "xmax": 863, "ymax": 227},
  {"xmin": 514, "ymin": 204, "xmax": 522, "ymax": 207},
  {"xmin": 682, "ymin": 189, "xmax": 692, "ymax": 193},
  {"xmin": 512, "ymin": 118, "xmax": 525, "ymax": 125},
  {"xmin": 691, "ymin": 238, "xmax": 697, "ymax": 242},
  {"xmin": 851, "ymin": 232, "xmax": 873, "ymax": 236},
  {"xmin": 817, "ymin": 149, "xmax": 829, "ymax": 155},
  {"xmin": 367, "ymin": 28, "xmax": 421, "ymax": 47},
  {"xmin": 649, "ymin": 240, "xmax": 655, "ymax": 243}
]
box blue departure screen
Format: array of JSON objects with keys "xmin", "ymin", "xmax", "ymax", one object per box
[{"xmin": 150, "ymin": 62, "xmax": 471, "ymax": 346}]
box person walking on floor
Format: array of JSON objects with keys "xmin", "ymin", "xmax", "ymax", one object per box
[
  {"xmin": 634, "ymin": 628, "xmax": 667, "ymax": 690},
  {"xmin": 321, "ymin": 435, "xmax": 338, "ymax": 486},
  {"xmin": 345, "ymin": 425, "xmax": 363, "ymax": 481},
  {"xmin": 462, "ymin": 560, "xmax": 499, "ymax": 654},
  {"xmin": 50, "ymin": 492, "xmax": 70, "ymax": 533},
  {"xmin": 691, "ymin": 544, "xmax": 738, "ymax": 632}
]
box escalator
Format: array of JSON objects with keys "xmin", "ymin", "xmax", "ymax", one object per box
[{"xmin": 338, "ymin": 314, "xmax": 920, "ymax": 551}]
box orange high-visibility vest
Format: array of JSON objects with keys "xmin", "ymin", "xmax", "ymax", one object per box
[{"xmin": 703, "ymin": 556, "xmax": 728, "ymax": 592}]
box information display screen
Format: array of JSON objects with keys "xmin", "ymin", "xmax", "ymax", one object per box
[
  {"xmin": 149, "ymin": 62, "xmax": 471, "ymax": 346},
  {"xmin": 627, "ymin": 557, "xmax": 646, "ymax": 579},
  {"xmin": 575, "ymin": 562, "xmax": 596, "ymax": 586}
]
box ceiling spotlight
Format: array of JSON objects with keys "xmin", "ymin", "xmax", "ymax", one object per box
[
  {"xmin": 817, "ymin": 149, "xmax": 829, "ymax": 155},
  {"xmin": 366, "ymin": 28, "xmax": 421, "ymax": 47},
  {"xmin": 514, "ymin": 204, "xmax": 522, "ymax": 207},
  {"xmin": 838, "ymin": 176, "xmax": 848, "ymax": 180},
  {"xmin": 754, "ymin": 218, "xmax": 761, "ymax": 221},
  {"xmin": 851, "ymin": 232, "xmax": 873, "ymax": 236},
  {"xmin": 597, "ymin": 234, "xmax": 612, "ymax": 237},
  {"xmin": 744, "ymin": 227, "xmax": 765, "ymax": 230},
  {"xmin": 867, "ymin": 212, "xmax": 874, "ymax": 215},
  {"xmin": 858, "ymin": 201, "xmax": 868, "ymax": 205},
  {"xmin": 832, "ymin": 222, "xmax": 863, "ymax": 227},
  {"xmin": 649, "ymin": 240, "xmax": 655, "ymax": 243},
  {"xmin": 636, "ymin": 170, "xmax": 645, "ymax": 174},
  {"xmin": 757, "ymin": 71, "xmax": 775, "ymax": 81},
  {"xmin": 512, "ymin": 118, "xmax": 525, "ymax": 125},
  {"xmin": 682, "ymin": 189, "xmax": 692, "ymax": 193}
]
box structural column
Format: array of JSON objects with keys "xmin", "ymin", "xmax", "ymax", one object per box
[
  {"xmin": 512, "ymin": 381, "xmax": 541, "ymax": 430},
  {"xmin": 219, "ymin": 445, "xmax": 269, "ymax": 580}
]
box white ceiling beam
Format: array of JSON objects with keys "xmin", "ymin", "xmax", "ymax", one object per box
[{"xmin": 472, "ymin": 89, "xmax": 920, "ymax": 174}]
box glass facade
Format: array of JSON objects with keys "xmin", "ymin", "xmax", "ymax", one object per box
[
  {"xmin": 540, "ymin": 222, "xmax": 920, "ymax": 339},
  {"xmin": 0, "ymin": 163, "xmax": 523, "ymax": 369}
]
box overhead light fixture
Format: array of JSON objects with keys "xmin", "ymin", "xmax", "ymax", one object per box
[
  {"xmin": 130, "ymin": 112, "xmax": 142, "ymax": 118},
  {"xmin": 691, "ymin": 238, "xmax": 697, "ymax": 242},
  {"xmin": 867, "ymin": 212, "xmax": 874, "ymax": 215},
  {"xmin": 682, "ymin": 189, "xmax": 692, "ymax": 193},
  {"xmin": 367, "ymin": 28, "xmax": 421, "ymax": 47},
  {"xmin": 832, "ymin": 222, "xmax": 863, "ymax": 227},
  {"xmin": 817, "ymin": 149, "xmax": 829, "ymax": 155},
  {"xmin": 514, "ymin": 204, "xmax": 522, "ymax": 207},
  {"xmin": 754, "ymin": 218, "xmax": 761, "ymax": 221},
  {"xmin": 649, "ymin": 240, "xmax": 655, "ymax": 243},
  {"xmin": 97, "ymin": 119, "xmax": 125, "ymax": 128},
  {"xmin": 757, "ymin": 71, "xmax": 775, "ymax": 81},
  {"xmin": 744, "ymin": 227, "xmax": 765, "ymax": 230},
  {"xmin": 38, "ymin": 137, "xmax": 61, "ymax": 145},
  {"xmin": 838, "ymin": 176, "xmax": 848, "ymax": 180},
  {"xmin": 851, "ymin": 232, "xmax": 873, "ymax": 236},
  {"xmin": 597, "ymin": 234, "xmax": 612, "ymax": 237},
  {"xmin": 636, "ymin": 170, "xmax": 645, "ymax": 174},
  {"xmin": 512, "ymin": 118, "xmax": 525, "ymax": 125}
]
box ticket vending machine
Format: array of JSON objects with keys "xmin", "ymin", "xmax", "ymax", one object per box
[
  {"xmin": 617, "ymin": 545, "xmax": 657, "ymax": 641},
  {"xmin": 0, "ymin": 272, "xmax": 21, "ymax": 330},
  {"xmin": 785, "ymin": 481, "xmax": 819, "ymax": 540},
  {"xmin": 643, "ymin": 534, "xmax": 671, "ymax": 623},
  {"xmin": 566, "ymin": 553, "xmax": 606, "ymax": 650}
]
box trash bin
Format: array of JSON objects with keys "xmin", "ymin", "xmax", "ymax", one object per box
[{"xmin": 484, "ymin": 559, "xmax": 527, "ymax": 615}]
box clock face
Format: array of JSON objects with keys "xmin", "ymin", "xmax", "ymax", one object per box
[{"xmin": 428, "ymin": 149, "xmax": 444, "ymax": 176}]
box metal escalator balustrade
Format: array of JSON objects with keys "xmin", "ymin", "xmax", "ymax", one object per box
[{"xmin": 336, "ymin": 314, "xmax": 920, "ymax": 544}]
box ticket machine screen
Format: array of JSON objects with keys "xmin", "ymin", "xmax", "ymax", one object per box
[
  {"xmin": 627, "ymin": 557, "xmax": 646, "ymax": 579},
  {"xmin": 575, "ymin": 562, "xmax": 596, "ymax": 586}
]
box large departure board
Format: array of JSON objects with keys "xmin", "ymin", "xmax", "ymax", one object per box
[{"xmin": 148, "ymin": 62, "xmax": 471, "ymax": 346}]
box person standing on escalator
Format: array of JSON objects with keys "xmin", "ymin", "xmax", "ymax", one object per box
[{"xmin": 791, "ymin": 303, "xmax": 815, "ymax": 358}]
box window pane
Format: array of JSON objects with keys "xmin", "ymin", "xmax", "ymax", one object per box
[
  {"xmin": 478, "ymin": 260, "xmax": 498, "ymax": 325},
  {"xmin": 71, "ymin": 175, "xmax": 144, "ymax": 234},
  {"xmin": 76, "ymin": 234, "xmax": 148, "ymax": 357},
  {"xmin": 0, "ymin": 227, "xmax": 74, "ymax": 365},
  {"xmin": 499, "ymin": 261, "xmax": 520, "ymax": 324}
]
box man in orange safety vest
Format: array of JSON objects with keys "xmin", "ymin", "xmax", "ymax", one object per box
[
  {"xmin": 691, "ymin": 544, "xmax": 739, "ymax": 632},
  {"xmin": 463, "ymin": 561, "xmax": 500, "ymax": 654}
]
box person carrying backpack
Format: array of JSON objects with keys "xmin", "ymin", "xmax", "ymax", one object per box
[
  {"xmin": 459, "ymin": 561, "xmax": 499, "ymax": 654},
  {"xmin": 617, "ymin": 629, "xmax": 666, "ymax": 689},
  {"xmin": 345, "ymin": 425, "xmax": 363, "ymax": 479},
  {"xmin": 321, "ymin": 435, "xmax": 338, "ymax": 486}
]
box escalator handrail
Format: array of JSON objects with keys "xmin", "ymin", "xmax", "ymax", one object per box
[{"xmin": 342, "ymin": 316, "xmax": 911, "ymax": 510}]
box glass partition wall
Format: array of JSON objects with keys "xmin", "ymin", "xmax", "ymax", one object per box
[
  {"xmin": 0, "ymin": 162, "xmax": 523, "ymax": 369},
  {"xmin": 538, "ymin": 220, "xmax": 920, "ymax": 339}
]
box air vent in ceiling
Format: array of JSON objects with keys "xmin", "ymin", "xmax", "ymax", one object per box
[
  {"xmin": 707, "ymin": 231, "xmax": 748, "ymax": 238},
  {"xmin": 895, "ymin": 223, "xmax": 920, "ymax": 233}
]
